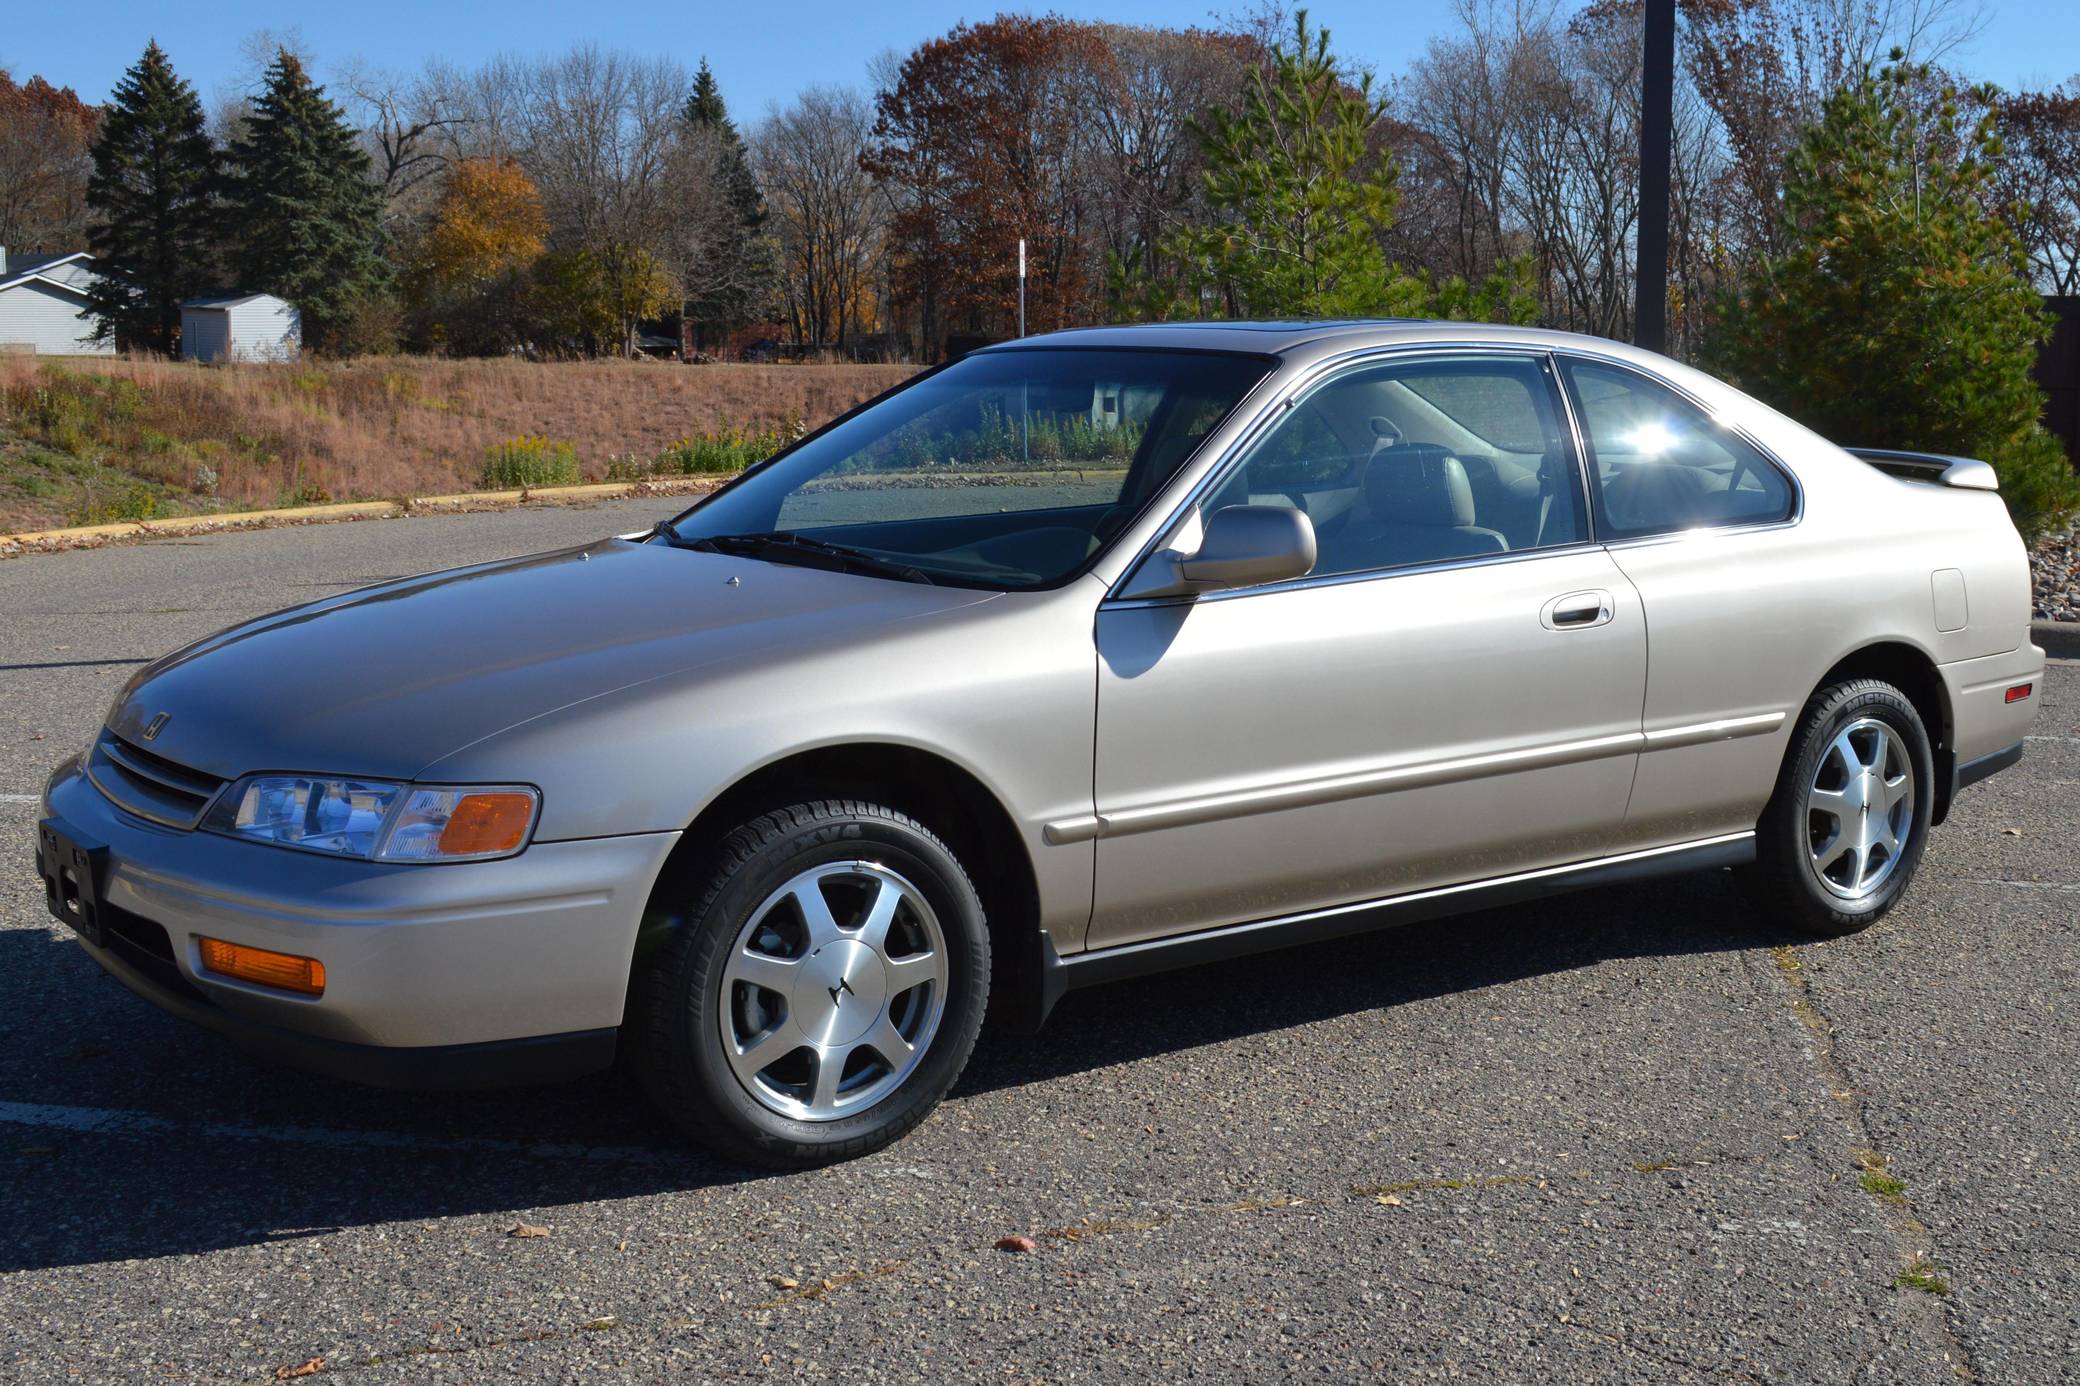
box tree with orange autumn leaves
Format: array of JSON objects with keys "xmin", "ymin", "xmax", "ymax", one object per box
[
  {"xmin": 865, "ymin": 17, "xmax": 1099, "ymax": 355},
  {"xmin": 0, "ymin": 69, "xmax": 100, "ymax": 254}
]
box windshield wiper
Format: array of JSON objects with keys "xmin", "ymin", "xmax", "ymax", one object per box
[{"xmin": 685, "ymin": 531, "xmax": 938, "ymax": 585}]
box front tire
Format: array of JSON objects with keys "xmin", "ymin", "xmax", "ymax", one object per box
[
  {"xmin": 632, "ymin": 800, "xmax": 990, "ymax": 1167},
  {"xmin": 1754, "ymin": 678, "xmax": 1933, "ymax": 938}
]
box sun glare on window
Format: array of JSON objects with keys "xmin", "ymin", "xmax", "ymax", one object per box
[{"xmin": 1623, "ymin": 421, "xmax": 1678, "ymax": 456}]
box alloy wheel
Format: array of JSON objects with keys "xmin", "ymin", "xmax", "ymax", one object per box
[
  {"xmin": 1804, "ymin": 717, "xmax": 1915, "ymax": 901},
  {"xmin": 717, "ymin": 860, "xmax": 948, "ymax": 1121}
]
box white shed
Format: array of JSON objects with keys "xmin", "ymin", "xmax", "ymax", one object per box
[
  {"xmin": 180, "ymin": 294, "xmax": 301, "ymax": 364},
  {"xmin": 0, "ymin": 248, "xmax": 114, "ymax": 356}
]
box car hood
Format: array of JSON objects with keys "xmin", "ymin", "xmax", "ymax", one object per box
[{"xmin": 107, "ymin": 538, "xmax": 997, "ymax": 782}]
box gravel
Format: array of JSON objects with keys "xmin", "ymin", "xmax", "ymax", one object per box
[{"xmin": 2031, "ymin": 521, "xmax": 2080, "ymax": 621}]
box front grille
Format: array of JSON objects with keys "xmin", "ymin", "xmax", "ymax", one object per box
[{"xmin": 85, "ymin": 731, "xmax": 228, "ymax": 829}]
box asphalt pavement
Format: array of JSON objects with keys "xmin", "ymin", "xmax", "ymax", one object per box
[{"xmin": 1, "ymin": 503, "xmax": 2075, "ymax": 1384}]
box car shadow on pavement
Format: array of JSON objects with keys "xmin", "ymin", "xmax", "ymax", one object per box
[
  {"xmin": 0, "ymin": 867, "xmax": 1790, "ymax": 1273},
  {"xmin": 958, "ymin": 867, "xmax": 1797, "ymax": 1093}
]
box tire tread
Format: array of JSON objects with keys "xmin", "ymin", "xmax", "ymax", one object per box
[
  {"xmin": 631, "ymin": 799, "xmax": 989, "ymax": 1168},
  {"xmin": 1753, "ymin": 678, "xmax": 1931, "ymax": 939}
]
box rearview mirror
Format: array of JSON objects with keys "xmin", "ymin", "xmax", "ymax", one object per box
[{"xmin": 1122, "ymin": 504, "xmax": 1317, "ymax": 599}]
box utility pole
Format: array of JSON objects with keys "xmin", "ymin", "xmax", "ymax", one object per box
[
  {"xmin": 1634, "ymin": 0, "xmax": 1675, "ymax": 354},
  {"xmin": 1017, "ymin": 238, "xmax": 1027, "ymax": 339}
]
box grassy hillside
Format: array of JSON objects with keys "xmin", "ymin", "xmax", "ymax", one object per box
[{"xmin": 0, "ymin": 356, "xmax": 915, "ymax": 532}]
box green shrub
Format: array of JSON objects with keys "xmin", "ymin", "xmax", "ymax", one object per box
[
  {"xmin": 653, "ymin": 423, "xmax": 794, "ymax": 475},
  {"xmin": 71, "ymin": 481, "xmax": 159, "ymax": 526},
  {"xmin": 481, "ymin": 435, "xmax": 579, "ymax": 488}
]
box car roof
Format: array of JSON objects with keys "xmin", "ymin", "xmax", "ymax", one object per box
[{"xmin": 982, "ymin": 319, "xmax": 1679, "ymax": 373}]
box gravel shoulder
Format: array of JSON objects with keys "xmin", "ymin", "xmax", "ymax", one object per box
[{"xmin": 0, "ymin": 504, "xmax": 2074, "ymax": 1384}]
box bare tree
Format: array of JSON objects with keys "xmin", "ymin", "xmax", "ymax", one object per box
[
  {"xmin": 1072, "ymin": 25, "xmax": 1251, "ymax": 303},
  {"xmin": 1996, "ymin": 78, "xmax": 2080, "ymax": 294},
  {"xmin": 339, "ymin": 61, "xmax": 468, "ymax": 219},
  {"xmin": 516, "ymin": 46, "xmax": 689, "ymax": 353},
  {"xmin": 753, "ymin": 86, "xmax": 887, "ymax": 348},
  {"xmin": 1404, "ymin": 0, "xmax": 1559, "ymax": 286}
]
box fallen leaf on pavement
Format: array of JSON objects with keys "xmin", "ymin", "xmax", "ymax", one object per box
[
  {"xmin": 769, "ymin": 1275, "xmax": 799, "ymax": 1290},
  {"xmin": 507, "ymin": 1222, "xmax": 551, "ymax": 1238},
  {"xmin": 2000, "ymin": 827, "xmax": 2022, "ymax": 836},
  {"xmin": 994, "ymin": 1235, "xmax": 1039, "ymax": 1253},
  {"xmin": 275, "ymin": 1358, "xmax": 325, "ymax": 1380},
  {"xmin": 1374, "ymin": 1193, "xmax": 1403, "ymax": 1207}
]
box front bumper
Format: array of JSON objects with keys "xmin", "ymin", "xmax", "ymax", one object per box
[{"xmin": 39, "ymin": 756, "xmax": 680, "ymax": 1086}]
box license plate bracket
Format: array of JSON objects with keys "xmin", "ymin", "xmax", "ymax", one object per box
[{"xmin": 36, "ymin": 818, "xmax": 108, "ymax": 947}]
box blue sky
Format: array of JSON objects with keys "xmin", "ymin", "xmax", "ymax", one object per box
[{"xmin": 4, "ymin": 0, "xmax": 2077, "ymax": 118}]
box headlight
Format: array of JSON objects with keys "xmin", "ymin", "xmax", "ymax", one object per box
[{"xmin": 202, "ymin": 776, "xmax": 539, "ymax": 862}]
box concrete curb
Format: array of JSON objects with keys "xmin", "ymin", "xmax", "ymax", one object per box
[
  {"xmin": 2034, "ymin": 620, "xmax": 2080, "ymax": 660},
  {"xmin": 0, "ymin": 477, "xmax": 729, "ymax": 558}
]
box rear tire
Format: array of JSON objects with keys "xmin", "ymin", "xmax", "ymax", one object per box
[
  {"xmin": 632, "ymin": 800, "xmax": 989, "ymax": 1167},
  {"xmin": 1753, "ymin": 679, "xmax": 1933, "ymax": 938}
]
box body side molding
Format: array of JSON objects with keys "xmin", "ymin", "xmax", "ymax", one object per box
[{"xmin": 1044, "ymin": 715, "xmax": 1784, "ymax": 845}]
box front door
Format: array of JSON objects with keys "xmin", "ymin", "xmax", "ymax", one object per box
[{"xmin": 1086, "ymin": 352, "xmax": 1648, "ymax": 949}]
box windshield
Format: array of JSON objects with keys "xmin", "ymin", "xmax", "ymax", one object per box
[{"xmin": 661, "ymin": 348, "xmax": 1272, "ymax": 589}]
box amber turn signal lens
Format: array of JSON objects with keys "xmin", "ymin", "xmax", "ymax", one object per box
[
  {"xmin": 436, "ymin": 792, "xmax": 536, "ymax": 857},
  {"xmin": 198, "ymin": 937, "xmax": 326, "ymax": 996}
]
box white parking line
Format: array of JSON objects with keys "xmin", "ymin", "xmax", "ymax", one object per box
[
  {"xmin": 1, "ymin": 794, "xmax": 40, "ymax": 804},
  {"xmin": 0, "ymin": 1099, "xmax": 684, "ymax": 1166},
  {"xmin": 2025, "ymin": 735, "xmax": 2080, "ymax": 744}
]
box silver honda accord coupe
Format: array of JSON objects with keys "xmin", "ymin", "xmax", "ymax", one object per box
[{"xmin": 37, "ymin": 321, "xmax": 2044, "ymax": 1165}]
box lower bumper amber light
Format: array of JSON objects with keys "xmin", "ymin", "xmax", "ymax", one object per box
[{"xmin": 198, "ymin": 937, "xmax": 326, "ymax": 996}]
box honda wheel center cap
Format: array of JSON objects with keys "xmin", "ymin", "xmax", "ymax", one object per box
[{"xmin": 795, "ymin": 939, "xmax": 886, "ymax": 1047}]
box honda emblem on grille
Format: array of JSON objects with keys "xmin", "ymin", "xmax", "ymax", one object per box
[{"xmin": 141, "ymin": 712, "xmax": 170, "ymax": 742}]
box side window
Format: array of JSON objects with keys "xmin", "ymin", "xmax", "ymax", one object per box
[
  {"xmin": 1205, "ymin": 354, "xmax": 1586, "ymax": 579},
  {"xmin": 1559, "ymin": 358, "xmax": 1795, "ymax": 538}
]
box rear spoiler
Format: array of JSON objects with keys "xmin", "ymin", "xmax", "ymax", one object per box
[{"xmin": 1845, "ymin": 447, "xmax": 2000, "ymax": 491}]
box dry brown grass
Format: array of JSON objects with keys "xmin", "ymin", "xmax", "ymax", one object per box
[{"xmin": 0, "ymin": 355, "xmax": 914, "ymax": 531}]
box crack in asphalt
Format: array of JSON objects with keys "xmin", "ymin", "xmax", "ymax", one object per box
[{"xmin": 1758, "ymin": 946, "xmax": 1977, "ymax": 1383}]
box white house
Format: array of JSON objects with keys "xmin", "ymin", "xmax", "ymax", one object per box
[
  {"xmin": 0, "ymin": 247, "xmax": 114, "ymax": 356},
  {"xmin": 180, "ymin": 294, "xmax": 301, "ymax": 364}
]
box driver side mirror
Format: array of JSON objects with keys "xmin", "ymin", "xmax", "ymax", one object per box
[{"xmin": 1121, "ymin": 504, "xmax": 1318, "ymax": 599}]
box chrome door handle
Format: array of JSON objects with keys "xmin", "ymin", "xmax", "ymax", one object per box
[{"xmin": 1542, "ymin": 590, "xmax": 1614, "ymax": 630}]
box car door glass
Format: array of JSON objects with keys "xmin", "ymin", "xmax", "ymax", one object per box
[
  {"xmin": 1205, "ymin": 355, "xmax": 1586, "ymax": 579},
  {"xmin": 1559, "ymin": 359, "xmax": 1794, "ymax": 538}
]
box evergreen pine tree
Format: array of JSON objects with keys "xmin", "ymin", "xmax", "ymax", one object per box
[
  {"xmin": 224, "ymin": 51, "xmax": 385, "ymax": 346},
  {"xmin": 1707, "ymin": 62, "xmax": 2080, "ymax": 537},
  {"xmin": 680, "ymin": 59, "xmax": 775, "ymax": 341},
  {"xmin": 1159, "ymin": 11, "xmax": 1532, "ymax": 323},
  {"xmin": 82, "ymin": 42, "xmax": 219, "ymax": 354},
  {"xmin": 683, "ymin": 60, "xmax": 734, "ymax": 133}
]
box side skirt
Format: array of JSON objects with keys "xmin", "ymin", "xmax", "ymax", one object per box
[{"xmin": 1033, "ymin": 831, "xmax": 1756, "ymax": 1026}]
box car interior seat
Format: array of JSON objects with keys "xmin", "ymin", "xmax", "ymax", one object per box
[
  {"xmin": 1601, "ymin": 461, "xmax": 1712, "ymax": 532},
  {"xmin": 1343, "ymin": 442, "xmax": 1509, "ymax": 567}
]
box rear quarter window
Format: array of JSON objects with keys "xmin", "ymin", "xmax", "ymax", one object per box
[{"xmin": 1559, "ymin": 358, "xmax": 1795, "ymax": 538}]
